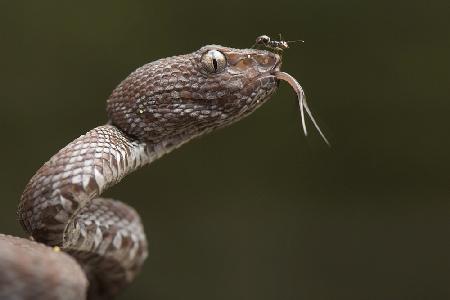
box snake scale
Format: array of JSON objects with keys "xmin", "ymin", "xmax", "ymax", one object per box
[{"xmin": 0, "ymin": 41, "xmax": 325, "ymax": 299}]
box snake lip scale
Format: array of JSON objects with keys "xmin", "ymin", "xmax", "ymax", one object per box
[{"xmin": 0, "ymin": 43, "xmax": 324, "ymax": 299}]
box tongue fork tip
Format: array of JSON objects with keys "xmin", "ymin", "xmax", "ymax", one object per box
[{"xmin": 274, "ymin": 71, "xmax": 330, "ymax": 146}]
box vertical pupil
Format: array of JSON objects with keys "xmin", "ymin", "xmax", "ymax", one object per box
[{"xmin": 212, "ymin": 58, "xmax": 218, "ymax": 70}]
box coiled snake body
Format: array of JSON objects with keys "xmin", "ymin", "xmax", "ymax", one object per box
[{"xmin": 0, "ymin": 44, "xmax": 318, "ymax": 299}]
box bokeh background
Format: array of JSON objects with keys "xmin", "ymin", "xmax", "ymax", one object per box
[{"xmin": 1, "ymin": 1, "xmax": 449, "ymax": 299}]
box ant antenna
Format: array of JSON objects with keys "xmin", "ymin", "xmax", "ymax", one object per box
[
  {"xmin": 286, "ymin": 39, "xmax": 305, "ymax": 44},
  {"xmin": 278, "ymin": 33, "xmax": 305, "ymax": 44}
]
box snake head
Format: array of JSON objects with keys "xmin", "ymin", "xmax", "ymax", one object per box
[{"xmin": 107, "ymin": 45, "xmax": 281, "ymax": 144}]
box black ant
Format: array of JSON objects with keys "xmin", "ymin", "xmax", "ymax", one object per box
[{"xmin": 252, "ymin": 34, "xmax": 304, "ymax": 52}]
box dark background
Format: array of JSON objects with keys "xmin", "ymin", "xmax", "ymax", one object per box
[{"xmin": 1, "ymin": 1, "xmax": 449, "ymax": 299}]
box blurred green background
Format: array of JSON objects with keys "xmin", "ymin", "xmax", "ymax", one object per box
[{"xmin": 1, "ymin": 1, "xmax": 449, "ymax": 299}]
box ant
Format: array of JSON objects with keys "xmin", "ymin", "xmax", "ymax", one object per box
[{"xmin": 252, "ymin": 34, "xmax": 304, "ymax": 52}]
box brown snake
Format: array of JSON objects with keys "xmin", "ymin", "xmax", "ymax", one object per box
[{"xmin": 0, "ymin": 43, "xmax": 326, "ymax": 299}]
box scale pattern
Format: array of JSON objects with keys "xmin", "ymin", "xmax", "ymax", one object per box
[
  {"xmin": 0, "ymin": 234, "xmax": 87, "ymax": 300},
  {"xmin": 9, "ymin": 45, "xmax": 282, "ymax": 299}
]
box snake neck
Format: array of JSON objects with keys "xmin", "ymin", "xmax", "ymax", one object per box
[{"xmin": 17, "ymin": 123, "xmax": 195, "ymax": 244}]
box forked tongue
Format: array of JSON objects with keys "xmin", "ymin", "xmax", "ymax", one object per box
[{"xmin": 274, "ymin": 71, "xmax": 330, "ymax": 146}]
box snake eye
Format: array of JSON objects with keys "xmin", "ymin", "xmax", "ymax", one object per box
[{"xmin": 201, "ymin": 50, "xmax": 226, "ymax": 73}]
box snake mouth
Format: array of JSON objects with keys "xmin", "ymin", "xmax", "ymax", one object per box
[{"xmin": 272, "ymin": 59, "xmax": 282, "ymax": 73}]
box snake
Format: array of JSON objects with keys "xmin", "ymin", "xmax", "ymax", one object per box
[{"xmin": 0, "ymin": 42, "xmax": 326, "ymax": 299}]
